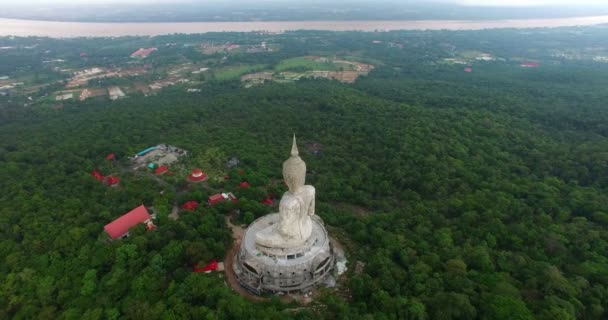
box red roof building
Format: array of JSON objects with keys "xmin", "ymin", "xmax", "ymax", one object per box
[
  {"xmin": 91, "ymin": 169, "xmax": 104, "ymax": 181},
  {"xmin": 208, "ymin": 193, "xmax": 237, "ymax": 206},
  {"xmin": 155, "ymin": 165, "xmax": 168, "ymax": 175},
  {"xmin": 464, "ymin": 67, "xmax": 473, "ymax": 73},
  {"xmin": 105, "ymin": 153, "xmax": 115, "ymax": 161},
  {"xmin": 208, "ymin": 194, "xmax": 225, "ymax": 206},
  {"xmin": 105, "ymin": 176, "xmax": 120, "ymax": 187},
  {"xmin": 194, "ymin": 259, "xmax": 218, "ymax": 273},
  {"xmin": 181, "ymin": 201, "xmax": 199, "ymax": 211},
  {"xmin": 104, "ymin": 205, "xmax": 151, "ymax": 240},
  {"xmin": 261, "ymin": 198, "xmax": 273, "ymax": 205},
  {"xmin": 188, "ymin": 168, "xmax": 208, "ymax": 182},
  {"xmin": 239, "ymin": 181, "xmax": 250, "ymax": 188}
]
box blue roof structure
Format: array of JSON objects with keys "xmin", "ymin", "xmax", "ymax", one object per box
[{"xmin": 136, "ymin": 146, "xmax": 157, "ymax": 157}]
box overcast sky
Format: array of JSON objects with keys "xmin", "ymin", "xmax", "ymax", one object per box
[
  {"xmin": 1, "ymin": 0, "xmax": 607, "ymax": 6},
  {"xmin": 455, "ymin": 0, "xmax": 607, "ymax": 5}
]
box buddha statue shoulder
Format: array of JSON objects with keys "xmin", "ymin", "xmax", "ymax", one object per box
[{"xmin": 255, "ymin": 136, "xmax": 315, "ymax": 248}]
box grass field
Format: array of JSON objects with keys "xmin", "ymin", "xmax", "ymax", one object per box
[
  {"xmin": 275, "ymin": 57, "xmax": 340, "ymax": 72},
  {"xmin": 213, "ymin": 64, "xmax": 267, "ymax": 81}
]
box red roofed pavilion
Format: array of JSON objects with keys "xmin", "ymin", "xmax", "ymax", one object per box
[
  {"xmin": 189, "ymin": 168, "xmax": 208, "ymax": 182},
  {"xmin": 104, "ymin": 205, "xmax": 151, "ymax": 240},
  {"xmin": 105, "ymin": 153, "xmax": 115, "ymax": 161},
  {"xmin": 239, "ymin": 181, "xmax": 250, "ymax": 188},
  {"xmin": 181, "ymin": 201, "xmax": 199, "ymax": 211},
  {"xmin": 261, "ymin": 198, "xmax": 273, "ymax": 205}
]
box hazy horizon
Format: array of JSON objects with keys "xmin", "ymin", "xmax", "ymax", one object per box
[
  {"xmin": 2, "ymin": 0, "xmax": 608, "ymax": 7},
  {"xmin": 3, "ymin": 0, "xmax": 608, "ymax": 23}
]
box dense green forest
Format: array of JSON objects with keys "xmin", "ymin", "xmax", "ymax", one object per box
[{"xmin": 2, "ymin": 27, "xmax": 608, "ymax": 319}]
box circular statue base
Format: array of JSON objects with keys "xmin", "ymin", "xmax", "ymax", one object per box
[{"xmin": 233, "ymin": 213, "xmax": 335, "ymax": 295}]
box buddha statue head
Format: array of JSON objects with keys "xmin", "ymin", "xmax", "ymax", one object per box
[{"xmin": 283, "ymin": 135, "xmax": 306, "ymax": 193}]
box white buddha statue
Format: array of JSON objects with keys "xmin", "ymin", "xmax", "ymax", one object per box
[{"xmin": 256, "ymin": 136, "xmax": 315, "ymax": 248}]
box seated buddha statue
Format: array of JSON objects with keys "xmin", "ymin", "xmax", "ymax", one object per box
[{"xmin": 255, "ymin": 136, "xmax": 315, "ymax": 248}]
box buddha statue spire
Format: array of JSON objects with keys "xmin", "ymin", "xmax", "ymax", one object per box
[{"xmin": 291, "ymin": 134, "xmax": 299, "ymax": 157}]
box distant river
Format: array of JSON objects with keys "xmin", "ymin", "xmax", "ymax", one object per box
[{"xmin": 1, "ymin": 16, "xmax": 608, "ymax": 37}]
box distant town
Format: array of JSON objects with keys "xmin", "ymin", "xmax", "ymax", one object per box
[{"xmin": 3, "ymin": 27, "xmax": 608, "ymax": 110}]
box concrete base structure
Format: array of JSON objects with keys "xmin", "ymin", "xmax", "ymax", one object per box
[{"xmin": 233, "ymin": 213, "xmax": 335, "ymax": 294}]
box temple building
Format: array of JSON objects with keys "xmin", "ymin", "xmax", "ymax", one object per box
[
  {"xmin": 232, "ymin": 136, "xmax": 335, "ymax": 294},
  {"xmin": 208, "ymin": 192, "xmax": 237, "ymax": 206},
  {"xmin": 104, "ymin": 205, "xmax": 153, "ymax": 240}
]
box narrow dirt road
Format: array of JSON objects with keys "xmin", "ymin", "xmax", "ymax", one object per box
[{"xmin": 223, "ymin": 216, "xmax": 266, "ymax": 302}]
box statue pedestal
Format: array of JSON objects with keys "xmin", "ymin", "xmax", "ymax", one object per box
[{"xmin": 233, "ymin": 214, "xmax": 335, "ymax": 294}]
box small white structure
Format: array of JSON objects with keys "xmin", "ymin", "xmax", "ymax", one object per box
[
  {"xmin": 192, "ymin": 67, "xmax": 209, "ymax": 74},
  {"xmin": 75, "ymin": 67, "xmax": 103, "ymax": 76},
  {"xmin": 56, "ymin": 93, "xmax": 74, "ymax": 101}
]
